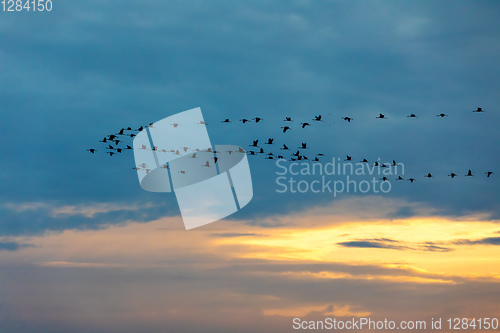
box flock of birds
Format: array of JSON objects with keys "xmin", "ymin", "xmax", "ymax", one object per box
[{"xmin": 87, "ymin": 107, "xmax": 495, "ymax": 182}]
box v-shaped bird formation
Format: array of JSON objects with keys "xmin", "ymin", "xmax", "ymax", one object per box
[{"xmin": 88, "ymin": 107, "xmax": 494, "ymax": 182}]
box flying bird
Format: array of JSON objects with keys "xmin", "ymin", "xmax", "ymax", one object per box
[
  {"xmin": 473, "ymin": 107, "xmax": 484, "ymax": 112},
  {"xmin": 376, "ymin": 113, "xmax": 387, "ymax": 119},
  {"xmin": 437, "ymin": 113, "xmax": 448, "ymax": 117},
  {"xmin": 486, "ymin": 171, "xmax": 494, "ymax": 177},
  {"xmin": 253, "ymin": 117, "xmax": 262, "ymax": 123},
  {"xmin": 465, "ymin": 169, "xmax": 473, "ymax": 177},
  {"xmin": 448, "ymin": 173, "xmax": 457, "ymax": 178},
  {"xmin": 265, "ymin": 138, "xmax": 274, "ymax": 144},
  {"xmin": 284, "ymin": 117, "xmax": 293, "ymax": 121},
  {"xmin": 313, "ymin": 115, "xmax": 322, "ymax": 121},
  {"xmin": 240, "ymin": 119, "xmax": 251, "ymax": 123},
  {"xmin": 407, "ymin": 113, "xmax": 417, "ymax": 118},
  {"xmin": 300, "ymin": 122, "xmax": 310, "ymax": 128},
  {"xmin": 222, "ymin": 119, "xmax": 231, "ymax": 123},
  {"xmin": 87, "ymin": 149, "xmax": 97, "ymax": 154},
  {"xmin": 281, "ymin": 126, "xmax": 291, "ymax": 133},
  {"xmin": 281, "ymin": 144, "xmax": 289, "ymax": 150},
  {"xmin": 342, "ymin": 117, "xmax": 352, "ymax": 122},
  {"xmin": 425, "ymin": 173, "xmax": 433, "ymax": 178}
]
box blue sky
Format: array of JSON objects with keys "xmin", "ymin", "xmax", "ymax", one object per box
[{"xmin": 0, "ymin": 1, "xmax": 499, "ymax": 332}]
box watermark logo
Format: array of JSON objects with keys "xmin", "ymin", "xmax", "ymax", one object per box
[
  {"xmin": 275, "ymin": 158, "xmax": 404, "ymax": 195},
  {"xmin": 133, "ymin": 107, "xmax": 253, "ymax": 230}
]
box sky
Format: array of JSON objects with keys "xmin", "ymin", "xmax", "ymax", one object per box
[{"xmin": 0, "ymin": 1, "xmax": 499, "ymax": 332}]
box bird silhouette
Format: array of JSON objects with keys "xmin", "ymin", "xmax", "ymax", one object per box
[
  {"xmin": 300, "ymin": 143, "xmax": 308, "ymax": 149},
  {"xmin": 313, "ymin": 115, "xmax": 322, "ymax": 121},
  {"xmin": 99, "ymin": 137, "xmax": 107, "ymax": 143},
  {"xmin": 250, "ymin": 140, "xmax": 259, "ymax": 147},
  {"xmin": 486, "ymin": 171, "xmax": 494, "ymax": 177},
  {"xmin": 425, "ymin": 173, "xmax": 433, "ymax": 178},
  {"xmin": 473, "ymin": 107, "xmax": 484, "ymax": 112},
  {"xmin": 342, "ymin": 117, "xmax": 352, "ymax": 122},
  {"xmin": 258, "ymin": 148, "xmax": 264, "ymax": 154},
  {"xmin": 87, "ymin": 149, "xmax": 97, "ymax": 153},
  {"xmin": 360, "ymin": 158, "xmax": 368, "ymax": 163},
  {"xmin": 407, "ymin": 114, "xmax": 417, "ymax": 118},
  {"xmin": 437, "ymin": 113, "xmax": 448, "ymax": 117},
  {"xmin": 448, "ymin": 173, "xmax": 457, "ymax": 178},
  {"xmin": 396, "ymin": 176, "xmax": 404, "ymax": 180},
  {"xmin": 284, "ymin": 117, "xmax": 293, "ymax": 121},
  {"xmin": 301, "ymin": 122, "xmax": 310, "ymax": 128},
  {"xmin": 345, "ymin": 155, "xmax": 351, "ymax": 161},
  {"xmin": 408, "ymin": 178, "xmax": 415, "ymax": 182},
  {"xmin": 240, "ymin": 119, "xmax": 251, "ymax": 123},
  {"xmin": 222, "ymin": 119, "xmax": 231, "ymax": 123},
  {"xmin": 281, "ymin": 144, "xmax": 289, "ymax": 150},
  {"xmin": 118, "ymin": 128, "xmax": 125, "ymax": 135},
  {"xmin": 392, "ymin": 160, "xmax": 398, "ymax": 166},
  {"xmin": 465, "ymin": 169, "xmax": 473, "ymax": 177},
  {"xmin": 253, "ymin": 117, "xmax": 262, "ymax": 123},
  {"xmin": 265, "ymin": 138, "xmax": 274, "ymax": 144},
  {"xmin": 380, "ymin": 177, "xmax": 388, "ymax": 181},
  {"xmin": 171, "ymin": 123, "xmax": 180, "ymax": 128},
  {"xmin": 281, "ymin": 126, "xmax": 291, "ymax": 133},
  {"xmin": 376, "ymin": 113, "xmax": 387, "ymax": 119}
]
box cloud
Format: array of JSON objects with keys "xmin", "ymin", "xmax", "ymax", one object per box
[
  {"xmin": 0, "ymin": 241, "xmax": 33, "ymax": 251},
  {"xmin": 337, "ymin": 238, "xmax": 452, "ymax": 252},
  {"xmin": 454, "ymin": 236, "xmax": 500, "ymax": 246}
]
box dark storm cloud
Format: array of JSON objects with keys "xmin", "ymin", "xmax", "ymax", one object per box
[{"xmin": 0, "ymin": 0, "xmax": 499, "ymax": 236}]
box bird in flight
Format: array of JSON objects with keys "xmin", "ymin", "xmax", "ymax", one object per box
[
  {"xmin": 313, "ymin": 115, "xmax": 322, "ymax": 121},
  {"xmin": 425, "ymin": 173, "xmax": 433, "ymax": 178},
  {"xmin": 473, "ymin": 107, "xmax": 484, "ymax": 112},
  {"xmin": 465, "ymin": 169, "xmax": 473, "ymax": 177},
  {"xmin": 301, "ymin": 122, "xmax": 310, "ymax": 128},
  {"xmin": 342, "ymin": 117, "xmax": 352, "ymax": 122},
  {"xmin": 448, "ymin": 173, "xmax": 457, "ymax": 178},
  {"xmin": 437, "ymin": 113, "xmax": 448, "ymax": 117},
  {"xmin": 265, "ymin": 138, "xmax": 274, "ymax": 144},
  {"xmin": 250, "ymin": 140, "xmax": 259, "ymax": 147},
  {"xmin": 486, "ymin": 171, "xmax": 494, "ymax": 177},
  {"xmin": 253, "ymin": 117, "xmax": 263, "ymax": 123},
  {"xmin": 345, "ymin": 155, "xmax": 352, "ymax": 161},
  {"xmin": 408, "ymin": 178, "xmax": 415, "ymax": 182},
  {"xmin": 281, "ymin": 126, "xmax": 291, "ymax": 133},
  {"xmin": 284, "ymin": 117, "xmax": 293, "ymax": 122},
  {"xmin": 281, "ymin": 144, "xmax": 289, "ymax": 150},
  {"xmin": 87, "ymin": 149, "xmax": 97, "ymax": 154},
  {"xmin": 240, "ymin": 119, "xmax": 251, "ymax": 124},
  {"xmin": 221, "ymin": 119, "xmax": 231, "ymax": 123},
  {"xmin": 407, "ymin": 113, "xmax": 417, "ymax": 118},
  {"xmin": 376, "ymin": 113, "xmax": 387, "ymax": 119}
]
